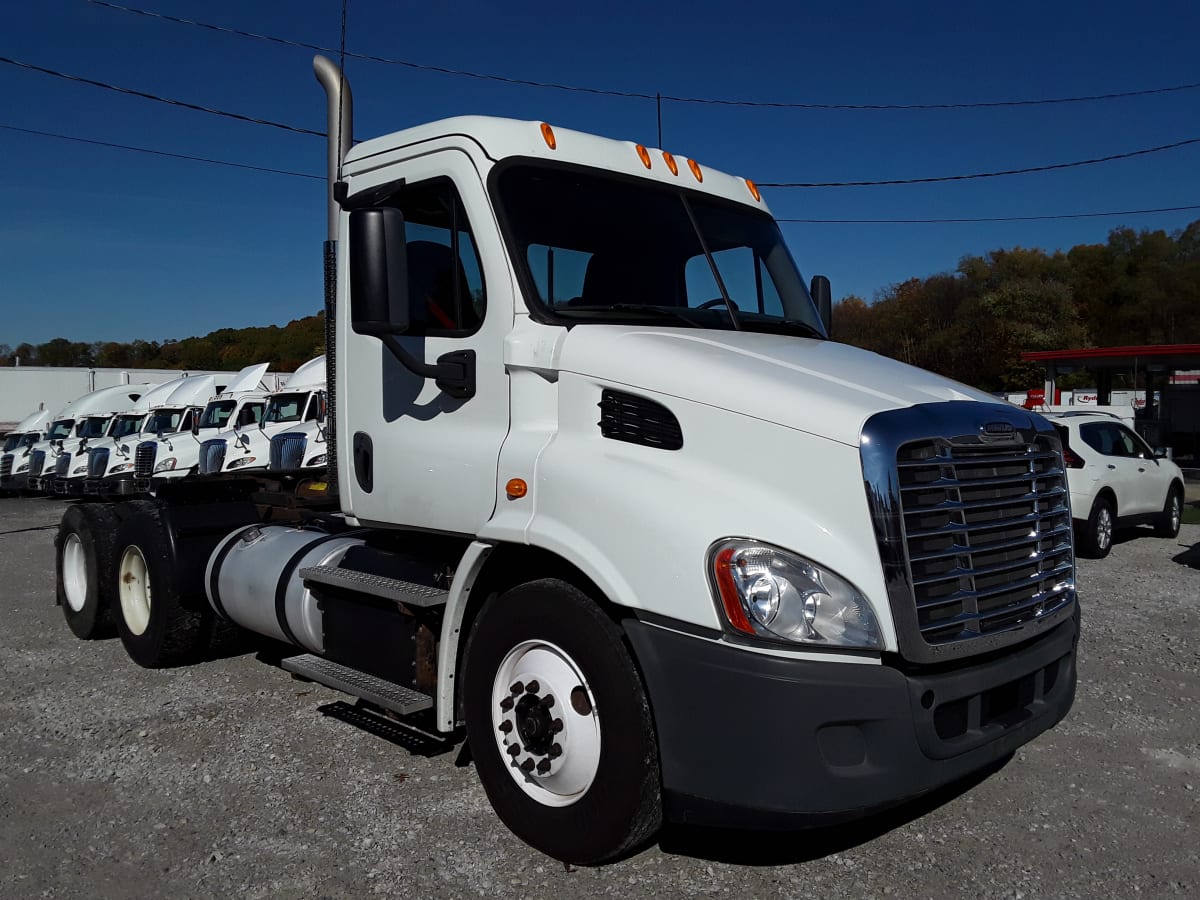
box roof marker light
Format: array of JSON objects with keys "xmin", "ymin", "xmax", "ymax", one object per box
[
  {"xmin": 635, "ymin": 144, "xmax": 652, "ymax": 169},
  {"xmin": 540, "ymin": 123, "xmax": 557, "ymax": 150},
  {"xmin": 687, "ymin": 158, "xmax": 703, "ymax": 182},
  {"xmin": 746, "ymin": 179, "xmax": 761, "ymax": 202},
  {"xmin": 662, "ymin": 151, "xmax": 679, "ymax": 176}
]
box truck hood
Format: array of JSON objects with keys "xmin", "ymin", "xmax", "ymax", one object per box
[{"xmin": 556, "ymin": 327, "xmax": 997, "ymax": 447}]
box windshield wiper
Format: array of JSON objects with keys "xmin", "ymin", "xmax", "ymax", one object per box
[
  {"xmin": 680, "ymin": 195, "xmax": 743, "ymax": 331},
  {"xmin": 559, "ymin": 304, "xmax": 702, "ymax": 328}
]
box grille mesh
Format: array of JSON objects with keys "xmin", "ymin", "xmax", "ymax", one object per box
[
  {"xmin": 896, "ymin": 436, "xmax": 1073, "ymax": 646},
  {"xmin": 269, "ymin": 433, "xmax": 307, "ymax": 470},
  {"xmin": 55, "ymin": 453, "xmax": 71, "ymax": 476},
  {"xmin": 198, "ymin": 439, "xmax": 227, "ymax": 475},
  {"xmin": 87, "ymin": 447, "xmax": 110, "ymax": 478},
  {"xmin": 0, "ymin": 454, "xmax": 11, "ymax": 479},
  {"xmin": 598, "ymin": 389, "xmax": 683, "ymax": 451},
  {"xmin": 29, "ymin": 450, "xmax": 46, "ymax": 477},
  {"xmin": 134, "ymin": 442, "xmax": 158, "ymax": 478}
]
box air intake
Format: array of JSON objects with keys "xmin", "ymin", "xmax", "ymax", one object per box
[{"xmin": 598, "ymin": 390, "xmax": 683, "ymax": 451}]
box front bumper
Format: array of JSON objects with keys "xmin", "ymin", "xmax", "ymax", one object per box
[
  {"xmin": 82, "ymin": 474, "xmax": 142, "ymax": 497},
  {"xmin": 624, "ymin": 610, "xmax": 1078, "ymax": 828},
  {"xmin": 1, "ymin": 472, "xmax": 30, "ymax": 491}
]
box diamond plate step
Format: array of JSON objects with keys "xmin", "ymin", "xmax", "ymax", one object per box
[
  {"xmin": 299, "ymin": 565, "xmax": 449, "ymax": 608},
  {"xmin": 282, "ymin": 654, "xmax": 432, "ymax": 715}
]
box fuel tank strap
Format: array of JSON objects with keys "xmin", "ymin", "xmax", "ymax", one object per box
[{"xmin": 274, "ymin": 532, "xmax": 346, "ymax": 647}]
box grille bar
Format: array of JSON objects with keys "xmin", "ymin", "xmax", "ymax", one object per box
[
  {"xmin": 896, "ymin": 450, "xmax": 1060, "ymax": 469},
  {"xmin": 908, "ymin": 523, "xmax": 1072, "ymax": 563},
  {"xmin": 0, "ymin": 454, "xmax": 12, "ymax": 479},
  {"xmin": 915, "ymin": 560, "xmax": 1075, "ymax": 609},
  {"xmin": 912, "ymin": 548, "xmax": 1073, "ymax": 589},
  {"xmin": 134, "ymin": 442, "xmax": 158, "ymax": 478}
]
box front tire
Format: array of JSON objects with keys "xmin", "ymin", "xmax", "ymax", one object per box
[
  {"xmin": 1155, "ymin": 485, "xmax": 1183, "ymax": 538},
  {"xmin": 114, "ymin": 507, "xmax": 208, "ymax": 668},
  {"xmin": 462, "ymin": 579, "xmax": 662, "ymax": 864},
  {"xmin": 1079, "ymin": 496, "xmax": 1115, "ymax": 558},
  {"xmin": 56, "ymin": 503, "xmax": 119, "ymax": 639}
]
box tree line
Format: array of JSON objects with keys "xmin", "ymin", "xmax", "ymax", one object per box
[
  {"xmin": 0, "ymin": 313, "xmax": 326, "ymax": 375},
  {"xmin": 831, "ymin": 220, "xmax": 1200, "ymax": 392},
  {"xmin": 4, "ymin": 219, "xmax": 1198, "ymax": 391}
]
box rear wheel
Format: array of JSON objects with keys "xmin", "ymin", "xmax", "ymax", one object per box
[
  {"xmin": 114, "ymin": 507, "xmax": 208, "ymax": 667},
  {"xmin": 1078, "ymin": 496, "xmax": 1114, "ymax": 559},
  {"xmin": 462, "ymin": 579, "xmax": 662, "ymax": 864},
  {"xmin": 1155, "ymin": 485, "xmax": 1183, "ymax": 538},
  {"xmin": 56, "ymin": 503, "xmax": 119, "ymax": 639}
]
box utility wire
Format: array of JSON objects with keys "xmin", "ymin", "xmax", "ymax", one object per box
[
  {"xmin": 0, "ymin": 56, "xmax": 323, "ymax": 138},
  {"xmin": 89, "ymin": 0, "xmax": 1200, "ymax": 111},
  {"xmin": 4, "ymin": 121, "xmax": 1195, "ymax": 225},
  {"xmin": 760, "ymin": 137, "xmax": 1200, "ymax": 187},
  {"xmin": 777, "ymin": 203, "xmax": 1200, "ymax": 224},
  {"xmin": 0, "ymin": 123, "xmax": 324, "ymax": 180}
]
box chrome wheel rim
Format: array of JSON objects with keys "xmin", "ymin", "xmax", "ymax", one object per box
[
  {"xmin": 1170, "ymin": 495, "xmax": 1181, "ymax": 531},
  {"xmin": 1096, "ymin": 507, "xmax": 1113, "ymax": 551}
]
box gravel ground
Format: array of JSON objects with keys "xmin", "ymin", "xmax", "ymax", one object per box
[{"xmin": 1, "ymin": 495, "xmax": 1198, "ymax": 899}]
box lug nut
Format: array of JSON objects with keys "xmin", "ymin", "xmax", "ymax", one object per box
[
  {"xmin": 500, "ymin": 697, "xmax": 514, "ymax": 711},
  {"xmin": 498, "ymin": 720, "xmax": 513, "ymax": 734},
  {"xmin": 548, "ymin": 743, "xmax": 562, "ymax": 758},
  {"xmin": 537, "ymin": 759, "xmax": 552, "ymax": 775},
  {"xmin": 541, "ymin": 695, "xmax": 556, "ymax": 709},
  {"xmin": 525, "ymin": 680, "xmax": 540, "ymax": 694},
  {"xmin": 520, "ymin": 758, "xmax": 536, "ymax": 773},
  {"xmin": 507, "ymin": 743, "xmax": 521, "ymax": 757},
  {"xmin": 510, "ymin": 681, "xmax": 524, "ymax": 695},
  {"xmin": 550, "ymin": 718, "xmax": 563, "ymax": 734}
]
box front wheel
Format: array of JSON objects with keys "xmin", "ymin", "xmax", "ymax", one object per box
[
  {"xmin": 462, "ymin": 579, "xmax": 662, "ymax": 864},
  {"xmin": 1078, "ymin": 497, "xmax": 1114, "ymax": 559},
  {"xmin": 1155, "ymin": 485, "xmax": 1183, "ymax": 538}
]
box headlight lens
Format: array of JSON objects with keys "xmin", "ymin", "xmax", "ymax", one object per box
[
  {"xmin": 227, "ymin": 456, "xmax": 258, "ymax": 469},
  {"xmin": 710, "ymin": 539, "xmax": 881, "ymax": 649},
  {"xmin": 111, "ymin": 463, "xmax": 134, "ymax": 473},
  {"xmin": 154, "ymin": 458, "xmax": 177, "ymax": 472},
  {"xmin": 305, "ymin": 454, "xmax": 327, "ymax": 468},
  {"xmin": 16, "ymin": 463, "xmax": 28, "ymax": 472},
  {"xmin": 73, "ymin": 465, "xmax": 88, "ymax": 474}
]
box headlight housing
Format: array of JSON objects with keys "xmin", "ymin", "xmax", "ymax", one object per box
[
  {"xmin": 709, "ymin": 539, "xmax": 881, "ymax": 649},
  {"xmin": 73, "ymin": 465, "xmax": 88, "ymax": 474},
  {"xmin": 227, "ymin": 456, "xmax": 257, "ymax": 469},
  {"xmin": 111, "ymin": 463, "xmax": 134, "ymax": 473},
  {"xmin": 16, "ymin": 463, "xmax": 28, "ymax": 473},
  {"xmin": 154, "ymin": 458, "xmax": 177, "ymax": 472},
  {"xmin": 305, "ymin": 454, "xmax": 327, "ymax": 468}
]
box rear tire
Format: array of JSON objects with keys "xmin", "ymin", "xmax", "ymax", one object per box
[
  {"xmin": 462, "ymin": 579, "xmax": 662, "ymax": 864},
  {"xmin": 1078, "ymin": 496, "xmax": 1114, "ymax": 559},
  {"xmin": 1154, "ymin": 485, "xmax": 1183, "ymax": 538},
  {"xmin": 56, "ymin": 503, "xmax": 119, "ymax": 639},
  {"xmin": 114, "ymin": 506, "xmax": 208, "ymax": 668}
]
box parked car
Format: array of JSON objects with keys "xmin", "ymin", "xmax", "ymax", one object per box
[{"xmin": 1047, "ymin": 412, "xmax": 1185, "ymax": 557}]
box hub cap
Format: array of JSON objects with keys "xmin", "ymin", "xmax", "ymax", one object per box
[
  {"xmin": 1170, "ymin": 495, "xmax": 1181, "ymax": 531},
  {"xmin": 61, "ymin": 533, "xmax": 88, "ymax": 613},
  {"xmin": 490, "ymin": 640, "xmax": 600, "ymax": 807},
  {"xmin": 118, "ymin": 545, "xmax": 152, "ymax": 636},
  {"xmin": 1096, "ymin": 506, "xmax": 1113, "ymax": 551}
]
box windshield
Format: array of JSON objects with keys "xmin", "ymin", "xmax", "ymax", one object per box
[
  {"xmin": 110, "ymin": 414, "xmax": 145, "ymax": 439},
  {"xmin": 2, "ymin": 434, "xmax": 19, "ymax": 452},
  {"xmin": 144, "ymin": 408, "xmax": 183, "ymax": 435},
  {"xmin": 48, "ymin": 419, "xmax": 74, "ymax": 440},
  {"xmin": 495, "ymin": 164, "xmax": 824, "ymax": 337},
  {"xmin": 78, "ymin": 416, "xmax": 110, "ymax": 439},
  {"xmin": 264, "ymin": 393, "xmax": 312, "ymax": 425},
  {"xmin": 200, "ymin": 400, "xmax": 237, "ymax": 430}
]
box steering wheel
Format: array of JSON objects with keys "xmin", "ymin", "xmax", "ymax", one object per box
[{"xmin": 697, "ymin": 297, "xmax": 740, "ymax": 311}]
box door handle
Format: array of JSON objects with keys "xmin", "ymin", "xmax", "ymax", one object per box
[
  {"xmin": 1138, "ymin": 468, "xmax": 1145, "ymax": 473},
  {"xmin": 1107, "ymin": 464, "xmax": 1116, "ymax": 469}
]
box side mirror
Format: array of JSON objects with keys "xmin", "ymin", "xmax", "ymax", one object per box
[
  {"xmin": 156, "ymin": 428, "xmax": 165, "ymax": 440},
  {"xmin": 350, "ymin": 207, "xmax": 410, "ymax": 335},
  {"xmin": 1155, "ymin": 448, "xmax": 1168, "ymax": 459},
  {"xmin": 237, "ymin": 434, "xmax": 250, "ymax": 449},
  {"xmin": 191, "ymin": 418, "xmax": 199, "ymax": 436},
  {"xmin": 810, "ymin": 275, "xmax": 832, "ymax": 335}
]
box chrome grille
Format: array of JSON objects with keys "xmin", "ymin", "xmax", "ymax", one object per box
[
  {"xmin": 135, "ymin": 442, "xmax": 158, "ymax": 478},
  {"xmin": 862, "ymin": 402, "xmax": 1076, "ymax": 664},
  {"xmin": 1, "ymin": 454, "xmax": 13, "ymax": 479},
  {"xmin": 269, "ymin": 433, "xmax": 307, "ymax": 470},
  {"xmin": 29, "ymin": 450, "xmax": 46, "ymax": 477},
  {"xmin": 199, "ymin": 439, "xmax": 227, "ymax": 475},
  {"xmin": 87, "ymin": 447, "xmax": 110, "ymax": 478},
  {"xmin": 55, "ymin": 453, "xmax": 72, "ymax": 476}
]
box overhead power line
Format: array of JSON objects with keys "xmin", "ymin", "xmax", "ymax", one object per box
[
  {"xmin": 89, "ymin": 0, "xmax": 1200, "ymax": 112},
  {"xmin": 777, "ymin": 204, "xmax": 1200, "ymax": 224},
  {"xmin": 0, "ymin": 56, "xmax": 323, "ymax": 137},
  {"xmin": 0, "ymin": 123, "xmax": 323, "ymax": 180},
  {"xmin": 760, "ymin": 137, "xmax": 1200, "ymax": 187}
]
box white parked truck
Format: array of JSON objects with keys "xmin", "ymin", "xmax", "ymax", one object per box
[
  {"xmin": 55, "ymin": 57, "xmax": 1079, "ymax": 864},
  {"xmin": 0, "ymin": 407, "xmax": 52, "ymax": 491},
  {"xmin": 195, "ymin": 356, "xmax": 325, "ymax": 476}
]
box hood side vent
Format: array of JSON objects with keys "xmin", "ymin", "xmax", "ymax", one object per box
[{"xmin": 598, "ymin": 390, "xmax": 683, "ymax": 451}]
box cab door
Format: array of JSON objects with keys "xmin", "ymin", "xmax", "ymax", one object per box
[{"xmin": 338, "ymin": 148, "xmax": 512, "ymax": 535}]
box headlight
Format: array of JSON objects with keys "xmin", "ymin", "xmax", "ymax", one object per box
[
  {"xmin": 73, "ymin": 465, "xmax": 89, "ymax": 474},
  {"xmin": 111, "ymin": 463, "xmax": 134, "ymax": 473},
  {"xmin": 154, "ymin": 458, "xmax": 177, "ymax": 472},
  {"xmin": 710, "ymin": 539, "xmax": 881, "ymax": 649},
  {"xmin": 305, "ymin": 454, "xmax": 327, "ymax": 468},
  {"xmin": 227, "ymin": 456, "xmax": 257, "ymax": 469},
  {"xmin": 16, "ymin": 463, "xmax": 28, "ymax": 473}
]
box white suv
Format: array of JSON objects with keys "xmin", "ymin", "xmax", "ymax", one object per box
[{"xmin": 1047, "ymin": 412, "xmax": 1185, "ymax": 557}]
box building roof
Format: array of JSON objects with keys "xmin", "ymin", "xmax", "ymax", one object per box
[{"xmin": 1022, "ymin": 344, "xmax": 1200, "ymax": 369}]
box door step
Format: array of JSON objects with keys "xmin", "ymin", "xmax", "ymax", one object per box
[
  {"xmin": 300, "ymin": 564, "xmax": 449, "ymax": 608},
  {"xmin": 282, "ymin": 653, "xmax": 432, "ymax": 715}
]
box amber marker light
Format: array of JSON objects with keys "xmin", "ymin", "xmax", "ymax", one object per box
[
  {"xmin": 662, "ymin": 151, "xmax": 679, "ymax": 175},
  {"xmin": 687, "ymin": 158, "xmax": 703, "ymax": 182},
  {"xmin": 712, "ymin": 547, "xmax": 755, "ymax": 635},
  {"xmin": 635, "ymin": 144, "xmax": 652, "ymax": 169},
  {"xmin": 540, "ymin": 123, "xmax": 557, "ymax": 150},
  {"xmin": 505, "ymin": 478, "xmax": 529, "ymax": 500},
  {"xmin": 745, "ymin": 179, "xmax": 761, "ymax": 202}
]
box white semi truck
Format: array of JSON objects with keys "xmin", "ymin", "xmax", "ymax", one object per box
[
  {"xmin": 0, "ymin": 408, "xmax": 52, "ymax": 491},
  {"xmin": 54, "ymin": 57, "xmax": 1079, "ymax": 864}
]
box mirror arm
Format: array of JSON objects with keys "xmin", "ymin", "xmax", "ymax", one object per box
[{"xmin": 379, "ymin": 335, "xmax": 476, "ymax": 400}]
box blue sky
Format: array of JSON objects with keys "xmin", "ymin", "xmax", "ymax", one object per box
[{"xmin": 2, "ymin": 0, "xmax": 1198, "ymax": 346}]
